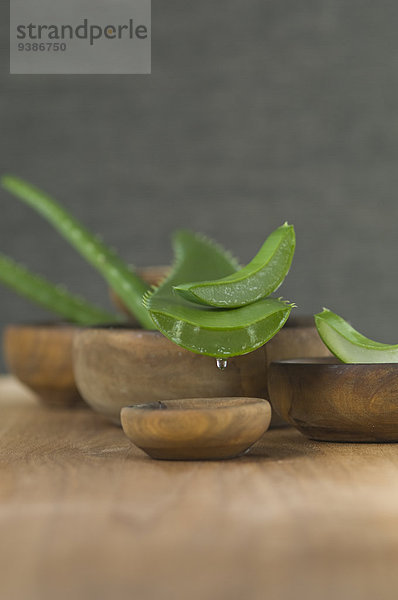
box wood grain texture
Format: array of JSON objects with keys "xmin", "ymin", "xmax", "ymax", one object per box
[
  {"xmin": 1, "ymin": 376, "xmax": 398, "ymax": 600},
  {"xmin": 268, "ymin": 359, "xmax": 398, "ymax": 442},
  {"xmin": 73, "ymin": 329, "xmax": 269, "ymax": 424},
  {"xmin": 121, "ymin": 397, "xmax": 271, "ymax": 460},
  {"xmin": 3, "ymin": 324, "xmax": 83, "ymax": 407}
]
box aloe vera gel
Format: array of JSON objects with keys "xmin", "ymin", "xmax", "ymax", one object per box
[{"xmin": 315, "ymin": 309, "xmax": 398, "ymax": 363}]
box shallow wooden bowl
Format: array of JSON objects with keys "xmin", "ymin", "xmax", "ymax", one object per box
[
  {"xmin": 3, "ymin": 323, "xmax": 83, "ymax": 407},
  {"xmin": 121, "ymin": 397, "xmax": 271, "ymax": 460},
  {"xmin": 73, "ymin": 328, "xmax": 269, "ymax": 424},
  {"xmin": 268, "ymin": 358, "xmax": 398, "ymax": 442}
]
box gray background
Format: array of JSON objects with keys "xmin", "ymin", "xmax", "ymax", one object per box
[{"xmin": 1, "ymin": 0, "xmax": 398, "ymax": 371}]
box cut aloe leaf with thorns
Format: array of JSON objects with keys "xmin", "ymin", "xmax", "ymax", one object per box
[
  {"xmin": 148, "ymin": 297, "xmax": 294, "ymax": 358},
  {"xmin": 145, "ymin": 230, "xmax": 294, "ymax": 357},
  {"xmin": 174, "ymin": 223, "xmax": 295, "ymax": 308},
  {"xmin": 314, "ymin": 308, "xmax": 398, "ymax": 363},
  {"xmin": 2, "ymin": 175, "xmax": 153, "ymax": 329},
  {"xmin": 0, "ymin": 253, "xmax": 119, "ymax": 325}
]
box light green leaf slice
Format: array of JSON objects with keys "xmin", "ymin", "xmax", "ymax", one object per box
[
  {"xmin": 146, "ymin": 230, "xmax": 293, "ymax": 357},
  {"xmin": 149, "ymin": 297, "xmax": 293, "ymax": 358},
  {"xmin": 314, "ymin": 308, "xmax": 398, "ymax": 363},
  {"xmin": 0, "ymin": 253, "xmax": 119, "ymax": 325},
  {"xmin": 174, "ymin": 223, "xmax": 295, "ymax": 307}
]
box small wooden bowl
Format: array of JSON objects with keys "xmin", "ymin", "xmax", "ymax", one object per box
[
  {"xmin": 73, "ymin": 328, "xmax": 269, "ymax": 424},
  {"xmin": 268, "ymin": 358, "xmax": 398, "ymax": 442},
  {"xmin": 3, "ymin": 323, "xmax": 83, "ymax": 407},
  {"xmin": 121, "ymin": 397, "xmax": 271, "ymax": 460}
]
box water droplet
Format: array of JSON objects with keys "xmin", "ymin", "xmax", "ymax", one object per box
[{"xmin": 216, "ymin": 358, "xmax": 228, "ymax": 370}]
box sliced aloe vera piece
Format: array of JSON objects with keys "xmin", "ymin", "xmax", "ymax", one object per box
[
  {"xmin": 145, "ymin": 230, "xmax": 294, "ymax": 357},
  {"xmin": 314, "ymin": 308, "xmax": 398, "ymax": 363},
  {"xmin": 174, "ymin": 223, "xmax": 295, "ymax": 308},
  {"xmin": 0, "ymin": 253, "xmax": 119, "ymax": 325},
  {"xmin": 149, "ymin": 297, "xmax": 293, "ymax": 358}
]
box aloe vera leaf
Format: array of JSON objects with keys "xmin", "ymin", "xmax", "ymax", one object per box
[
  {"xmin": 145, "ymin": 230, "xmax": 294, "ymax": 357},
  {"xmin": 174, "ymin": 223, "xmax": 295, "ymax": 308},
  {"xmin": 314, "ymin": 308, "xmax": 398, "ymax": 363},
  {"xmin": 146, "ymin": 229, "xmax": 240, "ymax": 304},
  {"xmin": 0, "ymin": 253, "xmax": 119, "ymax": 325},
  {"xmin": 2, "ymin": 175, "xmax": 153, "ymax": 329},
  {"xmin": 148, "ymin": 297, "xmax": 293, "ymax": 358}
]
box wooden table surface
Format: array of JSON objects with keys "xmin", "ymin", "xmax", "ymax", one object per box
[{"xmin": 1, "ymin": 376, "xmax": 398, "ymax": 600}]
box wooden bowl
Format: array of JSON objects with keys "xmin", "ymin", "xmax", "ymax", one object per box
[
  {"xmin": 268, "ymin": 358, "xmax": 398, "ymax": 442},
  {"xmin": 3, "ymin": 323, "xmax": 84, "ymax": 407},
  {"xmin": 121, "ymin": 397, "xmax": 271, "ymax": 460},
  {"xmin": 73, "ymin": 328, "xmax": 269, "ymax": 425}
]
